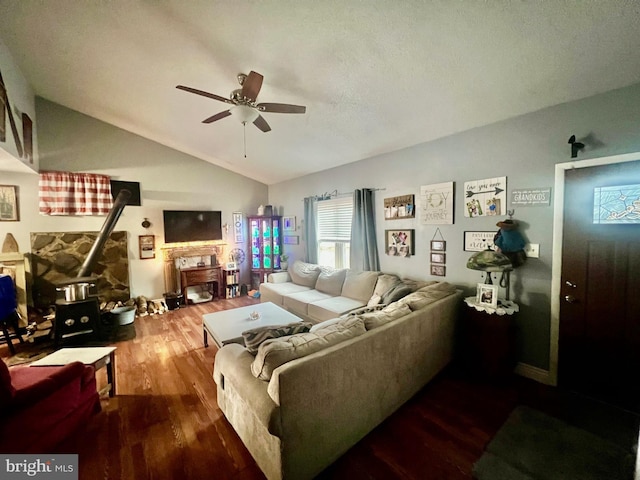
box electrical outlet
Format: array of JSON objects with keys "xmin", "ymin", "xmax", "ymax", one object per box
[{"xmin": 524, "ymin": 243, "xmax": 539, "ymax": 258}]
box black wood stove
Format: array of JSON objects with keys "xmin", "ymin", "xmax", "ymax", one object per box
[{"xmin": 53, "ymin": 189, "xmax": 131, "ymax": 347}]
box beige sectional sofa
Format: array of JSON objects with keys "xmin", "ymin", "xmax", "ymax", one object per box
[
  {"xmin": 213, "ymin": 265, "xmax": 462, "ymax": 480},
  {"xmin": 259, "ymin": 261, "xmax": 415, "ymax": 323}
]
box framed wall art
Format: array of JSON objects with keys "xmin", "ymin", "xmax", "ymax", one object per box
[
  {"xmin": 430, "ymin": 240, "xmax": 446, "ymax": 251},
  {"xmin": 0, "ymin": 185, "xmax": 19, "ymax": 221},
  {"xmin": 233, "ymin": 212, "xmax": 244, "ymax": 243},
  {"xmin": 283, "ymin": 216, "xmax": 296, "ymax": 231},
  {"xmin": 420, "ymin": 182, "xmax": 454, "ymax": 224},
  {"xmin": 430, "ymin": 264, "xmax": 446, "ymax": 276},
  {"xmin": 430, "ymin": 252, "xmax": 446, "ymax": 264},
  {"xmin": 464, "ymin": 231, "xmax": 496, "ymax": 251},
  {"xmin": 464, "ymin": 176, "xmax": 507, "ymax": 218},
  {"xmin": 385, "ymin": 229, "xmax": 415, "ymax": 257},
  {"xmin": 284, "ymin": 235, "xmax": 299, "ymax": 245},
  {"xmin": 138, "ymin": 235, "xmax": 155, "ymax": 260},
  {"xmin": 384, "ymin": 194, "xmax": 415, "ymax": 220}
]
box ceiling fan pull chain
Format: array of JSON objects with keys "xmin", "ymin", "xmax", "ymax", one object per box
[{"xmin": 243, "ymin": 122, "xmax": 247, "ymax": 158}]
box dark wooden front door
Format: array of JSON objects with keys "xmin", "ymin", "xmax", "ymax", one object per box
[{"xmin": 559, "ymin": 160, "xmax": 640, "ymax": 410}]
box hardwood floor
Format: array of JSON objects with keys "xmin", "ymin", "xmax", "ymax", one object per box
[{"xmin": 2, "ymin": 297, "xmax": 635, "ymax": 479}]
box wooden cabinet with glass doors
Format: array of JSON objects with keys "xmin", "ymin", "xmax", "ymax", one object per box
[{"xmin": 248, "ymin": 215, "xmax": 282, "ymax": 290}]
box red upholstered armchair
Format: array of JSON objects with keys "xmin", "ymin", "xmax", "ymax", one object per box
[{"xmin": 0, "ymin": 358, "xmax": 101, "ymax": 453}]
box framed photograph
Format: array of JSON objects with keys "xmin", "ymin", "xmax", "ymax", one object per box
[
  {"xmin": 0, "ymin": 185, "xmax": 19, "ymax": 221},
  {"xmin": 430, "ymin": 240, "xmax": 446, "ymax": 251},
  {"xmin": 430, "ymin": 264, "xmax": 446, "ymax": 276},
  {"xmin": 284, "ymin": 235, "xmax": 299, "ymax": 245},
  {"xmin": 430, "ymin": 252, "xmax": 446, "ymax": 264},
  {"xmin": 385, "ymin": 229, "xmax": 415, "ymax": 257},
  {"xmin": 138, "ymin": 235, "xmax": 155, "ymax": 260},
  {"xmin": 464, "ymin": 231, "xmax": 496, "ymax": 252},
  {"xmin": 476, "ymin": 283, "xmax": 498, "ymax": 309},
  {"xmin": 283, "ymin": 216, "xmax": 296, "ymax": 232}
]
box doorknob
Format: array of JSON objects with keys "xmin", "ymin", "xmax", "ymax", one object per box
[
  {"xmin": 564, "ymin": 295, "xmax": 577, "ymax": 303},
  {"xmin": 565, "ymin": 281, "xmax": 577, "ymax": 288}
]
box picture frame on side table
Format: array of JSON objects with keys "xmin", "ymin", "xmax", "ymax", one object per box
[
  {"xmin": 0, "ymin": 185, "xmax": 19, "ymax": 221},
  {"xmin": 476, "ymin": 283, "xmax": 498, "ymax": 309},
  {"xmin": 139, "ymin": 235, "xmax": 155, "ymax": 260}
]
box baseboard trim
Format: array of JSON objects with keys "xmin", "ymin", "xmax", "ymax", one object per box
[{"xmin": 515, "ymin": 362, "xmax": 555, "ymax": 385}]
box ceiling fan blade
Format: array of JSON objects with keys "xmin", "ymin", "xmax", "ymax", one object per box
[
  {"xmin": 176, "ymin": 85, "xmax": 234, "ymax": 105},
  {"xmin": 253, "ymin": 114, "xmax": 272, "ymax": 132},
  {"xmin": 242, "ymin": 71, "xmax": 263, "ymax": 102},
  {"xmin": 202, "ymin": 110, "xmax": 232, "ymax": 124},
  {"xmin": 257, "ymin": 103, "xmax": 306, "ymax": 114}
]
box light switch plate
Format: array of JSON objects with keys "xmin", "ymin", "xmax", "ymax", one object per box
[{"xmin": 524, "ymin": 243, "xmax": 539, "ymax": 258}]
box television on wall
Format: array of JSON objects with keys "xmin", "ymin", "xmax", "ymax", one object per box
[{"xmin": 163, "ymin": 210, "xmax": 223, "ymax": 244}]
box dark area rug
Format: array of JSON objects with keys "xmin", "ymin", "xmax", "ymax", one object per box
[{"xmin": 473, "ymin": 405, "xmax": 636, "ymax": 480}]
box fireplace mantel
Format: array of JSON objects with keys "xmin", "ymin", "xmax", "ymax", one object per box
[{"xmin": 161, "ymin": 243, "xmax": 225, "ymax": 294}]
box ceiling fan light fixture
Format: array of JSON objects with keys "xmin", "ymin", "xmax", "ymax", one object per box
[{"xmin": 231, "ymin": 104, "xmax": 259, "ymax": 124}]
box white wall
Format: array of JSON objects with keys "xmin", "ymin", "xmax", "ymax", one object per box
[
  {"xmin": 268, "ymin": 82, "xmax": 640, "ymax": 370},
  {"xmin": 0, "ymin": 98, "xmax": 268, "ymax": 299}
]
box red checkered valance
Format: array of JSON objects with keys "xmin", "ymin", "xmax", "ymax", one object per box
[{"xmin": 38, "ymin": 171, "xmax": 113, "ymax": 216}]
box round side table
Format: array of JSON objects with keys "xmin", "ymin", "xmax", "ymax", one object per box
[{"xmin": 461, "ymin": 296, "xmax": 519, "ymax": 381}]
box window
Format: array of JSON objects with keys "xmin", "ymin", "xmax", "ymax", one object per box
[{"xmin": 316, "ymin": 196, "xmax": 353, "ymax": 268}]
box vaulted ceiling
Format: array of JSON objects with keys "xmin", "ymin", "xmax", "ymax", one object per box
[{"xmin": 2, "ymin": 1, "xmax": 640, "ymax": 184}]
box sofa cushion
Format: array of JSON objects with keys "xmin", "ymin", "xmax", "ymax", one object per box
[
  {"xmin": 307, "ymin": 296, "xmax": 367, "ymax": 322},
  {"xmin": 284, "ymin": 290, "xmax": 335, "ymax": 318},
  {"xmin": 361, "ymin": 303, "xmax": 412, "ymax": 330},
  {"xmin": 367, "ymin": 274, "xmax": 400, "ymax": 306},
  {"xmin": 251, "ymin": 317, "xmax": 366, "ymax": 381},
  {"xmin": 260, "ymin": 281, "xmax": 312, "ymax": 306},
  {"xmin": 341, "ymin": 271, "xmax": 379, "ymax": 302},
  {"xmin": 288, "ymin": 261, "xmax": 321, "ymax": 287},
  {"xmin": 315, "ymin": 268, "xmax": 347, "ymax": 296},
  {"xmin": 396, "ymin": 282, "xmax": 457, "ymax": 311},
  {"xmin": 0, "ymin": 358, "xmax": 15, "ymax": 408},
  {"xmin": 242, "ymin": 321, "xmax": 314, "ymax": 355}
]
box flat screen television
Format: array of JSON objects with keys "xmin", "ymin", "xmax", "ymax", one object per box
[{"xmin": 163, "ymin": 210, "xmax": 223, "ymax": 244}]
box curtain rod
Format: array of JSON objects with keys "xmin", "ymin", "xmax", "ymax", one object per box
[{"xmin": 308, "ymin": 187, "xmax": 386, "ymax": 201}]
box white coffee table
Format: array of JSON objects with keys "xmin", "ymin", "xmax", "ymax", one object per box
[
  {"xmin": 30, "ymin": 346, "xmax": 117, "ymax": 397},
  {"xmin": 203, "ymin": 302, "xmax": 302, "ymax": 348}
]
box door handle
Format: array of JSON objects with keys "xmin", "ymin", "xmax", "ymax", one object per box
[{"xmin": 564, "ymin": 295, "xmax": 577, "ymax": 304}]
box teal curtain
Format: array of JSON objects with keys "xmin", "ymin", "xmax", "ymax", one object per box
[
  {"xmin": 350, "ymin": 188, "xmax": 379, "ymax": 271},
  {"xmin": 303, "ymin": 196, "xmax": 318, "ymax": 263}
]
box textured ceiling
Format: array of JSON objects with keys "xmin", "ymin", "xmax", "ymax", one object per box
[{"xmin": 1, "ymin": 1, "xmax": 640, "ymax": 184}]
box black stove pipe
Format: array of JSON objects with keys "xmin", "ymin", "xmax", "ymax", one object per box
[{"xmin": 77, "ymin": 188, "xmax": 132, "ymax": 278}]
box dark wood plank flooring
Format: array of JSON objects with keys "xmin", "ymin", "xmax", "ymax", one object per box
[{"xmin": 2, "ymin": 297, "xmax": 636, "ymax": 479}]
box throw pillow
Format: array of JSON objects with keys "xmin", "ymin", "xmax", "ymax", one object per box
[
  {"xmin": 361, "ymin": 303, "xmax": 411, "ymax": 330},
  {"xmin": 288, "ymin": 261, "xmax": 322, "ymax": 287},
  {"xmin": 251, "ymin": 316, "xmax": 366, "ymax": 381},
  {"xmin": 242, "ymin": 321, "xmax": 313, "ymax": 355},
  {"xmin": 315, "ymin": 268, "xmax": 347, "ymax": 296},
  {"xmin": 381, "ymin": 284, "xmax": 413, "ymax": 304},
  {"xmin": 341, "ymin": 270, "xmax": 380, "ymax": 302},
  {"xmin": 0, "ymin": 358, "xmax": 15, "ymax": 408}
]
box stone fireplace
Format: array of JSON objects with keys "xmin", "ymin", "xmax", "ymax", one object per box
[{"xmin": 30, "ymin": 231, "xmax": 129, "ymax": 309}]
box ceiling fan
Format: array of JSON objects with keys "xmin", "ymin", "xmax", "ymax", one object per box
[{"xmin": 176, "ymin": 71, "xmax": 306, "ymax": 132}]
